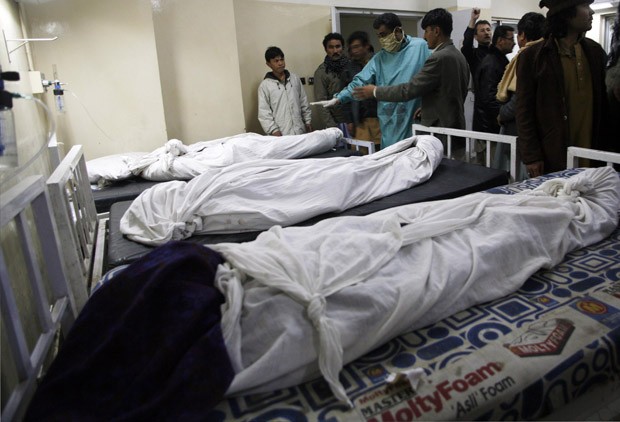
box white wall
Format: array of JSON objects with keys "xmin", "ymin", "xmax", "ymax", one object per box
[
  {"xmin": 153, "ymin": 0, "xmax": 245, "ymax": 141},
  {"xmin": 256, "ymin": 0, "xmax": 540, "ymax": 16},
  {"xmin": 233, "ymin": 0, "xmax": 331, "ymax": 133},
  {"xmin": 254, "ymin": 0, "xmax": 428, "ymax": 11},
  {"xmin": 21, "ymin": 0, "xmax": 168, "ymax": 160},
  {"xmin": 4, "ymin": 0, "xmax": 547, "ymax": 162},
  {"xmin": 489, "ymin": 0, "xmax": 540, "ymax": 20},
  {"xmin": 0, "ymin": 0, "xmax": 52, "ymax": 192},
  {"xmin": 588, "ymin": 5, "xmax": 617, "ymax": 48}
]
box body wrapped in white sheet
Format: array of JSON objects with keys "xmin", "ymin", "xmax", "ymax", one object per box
[
  {"xmin": 211, "ymin": 167, "xmax": 620, "ymax": 405},
  {"xmin": 120, "ymin": 135, "xmax": 444, "ymax": 245},
  {"xmin": 87, "ymin": 128, "xmax": 342, "ymax": 184},
  {"xmin": 130, "ymin": 128, "xmax": 343, "ymax": 181}
]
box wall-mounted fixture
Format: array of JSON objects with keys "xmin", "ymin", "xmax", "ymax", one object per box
[{"xmin": 2, "ymin": 29, "xmax": 57, "ymax": 64}]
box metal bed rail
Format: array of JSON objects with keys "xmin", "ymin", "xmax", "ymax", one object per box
[
  {"xmin": 412, "ymin": 124, "xmax": 518, "ymax": 182},
  {"xmin": 47, "ymin": 133, "xmax": 64, "ymax": 170},
  {"xmin": 566, "ymin": 147, "xmax": 620, "ymax": 169},
  {"xmin": 46, "ymin": 145, "xmax": 100, "ymax": 310},
  {"xmin": 0, "ymin": 176, "xmax": 77, "ymax": 421},
  {"xmin": 345, "ymin": 137, "xmax": 375, "ymax": 154}
]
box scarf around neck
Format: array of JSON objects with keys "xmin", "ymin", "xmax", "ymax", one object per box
[
  {"xmin": 496, "ymin": 38, "xmax": 543, "ymax": 102},
  {"xmin": 324, "ymin": 55, "xmax": 350, "ymax": 75}
]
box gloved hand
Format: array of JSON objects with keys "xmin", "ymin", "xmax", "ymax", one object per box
[{"xmin": 310, "ymin": 98, "xmax": 340, "ymax": 108}]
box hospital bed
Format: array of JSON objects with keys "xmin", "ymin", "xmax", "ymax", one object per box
[
  {"xmin": 9, "ymin": 145, "xmax": 620, "ymax": 421},
  {"xmin": 101, "ymin": 126, "xmax": 516, "ymax": 271},
  {"xmin": 2, "ymin": 145, "xmax": 619, "ymax": 420},
  {"xmin": 209, "ymin": 214, "xmax": 620, "ymax": 420},
  {"xmin": 90, "ymin": 137, "xmax": 373, "ymax": 213},
  {"xmin": 102, "ymin": 154, "xmax": 508, "ymax": 271},
  {"xmin": 205, "ymin": 147, "xmax": 620, "ymax": 421}
]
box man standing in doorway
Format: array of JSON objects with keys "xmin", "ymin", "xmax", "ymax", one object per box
[
  {"xmin": 516, "ymin": 0, "xmax": 612, "ymax": 176},
  {"xmin": 352, "ymin": 9, "xmax": 469, "ymax": 132},
  {"xmin": 474, "ymin": 25, "xmax": 515, "ymax": 134},
  {"xmin": 461, "ymin": 8, "xmax": 492, "ymax": 88},
  {"xmin": 319, "ymin": 13, "xmax": 431, "ymax": 148},
  {"xmin": 313, "ymin": 33, "xmax": 352, "ymax": 135},
  {"xmin": 342, "ymin": 31, "xmax": 381, "ymax": 148},
  {"xmin": 352, "ymin": 8, "xmax": 470, "ymax": 159}
]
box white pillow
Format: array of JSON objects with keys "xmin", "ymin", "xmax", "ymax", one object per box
[{"xmin": 86, "ymin": 152, "xmax": 148, "ymax": 184}]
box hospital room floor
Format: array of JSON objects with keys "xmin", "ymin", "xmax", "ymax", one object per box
[
  {"xmin": 539, "ymin": 382, "xmax": 620, "ymax": 421},
  {"xmin": 586, "ymin": 392, "xmax": 619, "ymax": 421},
  {"xmin": 586, "ymin": 398, "xmax": 620, "ymax": 421}
]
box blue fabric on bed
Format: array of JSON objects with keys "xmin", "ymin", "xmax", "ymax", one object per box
[{"xmin": 25, "ymin": 241, "xmax": 234, "ymax": 421}]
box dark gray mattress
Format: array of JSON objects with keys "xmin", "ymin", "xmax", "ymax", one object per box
[
  {"xmin": 105, "ymin": 158, "xmax": 508, "ymax": 270},
  {"xmin": 92, "ymin": 179, "xmax": 161, "ymax": 213},
  {"xmin": 92, "ymin": 147, "xmax": 360, "ymax": 213}
]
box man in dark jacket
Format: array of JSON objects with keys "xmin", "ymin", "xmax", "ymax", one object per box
[
  {"xmin": 314, "ymin": 33, "xmax": 352, "ymax": 134},
  {"xmin": 497, "ymin": 13, "xmax": 546, "ymax": 137},
  {"xmin": 605, "ymin": 3, "xmax": 620, "ymax": 142},
  {"xmin": 461, "ymin": 8, "xmax": 492, "ymax": 88},
  {"xmin": 516, "ymin": 0, "xmax": 612, "ymax": 176},
  {"xmin": 495, "ymin": 12, "xmax": 546, "ymax": 180},
  {"xmin": 473, "ymin": 25, "xmax": 515, "ymax": 134}
]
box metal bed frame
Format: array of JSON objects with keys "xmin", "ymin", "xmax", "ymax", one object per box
[
  {"xmin": 0, "ymin": 176, "xmax": 77, "ymax": 421},
  {"xmin": 567, "ymin": 146, "xmax": 620, "ymax": 169},
  {"xmin": 412, "ymin": 124, "xmax": 518, "ymax": 182},
  {"xmin": 345, "ymin": 137, "xmax": 375, "ymax": 154},
  {"xmin": 0, "ymin": 144, "xmax": 617, "ymax": 420},
  {"xmin": 46, "ymin": 145, "xmax": 102, "ymax": 310},
  {"xmin": 47, "ymin": 133, "xmax": 63, "ymax": 170}
]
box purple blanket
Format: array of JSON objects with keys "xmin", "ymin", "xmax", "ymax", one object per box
[{"xmin": 26, "ymin": 242, "xmax": 234, "ymax": 421}]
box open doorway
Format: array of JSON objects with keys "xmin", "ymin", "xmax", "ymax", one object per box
[
  {"xmin": 331, "ymin": 7, "xmax": 477, "ymax": 131},
  {"xmin": 332, "ymin": 8, "xmax": 424, "ymax": 54},
  {"xmin": 492, "ymin": 19, "xmax": 519, "ymax": 60}
]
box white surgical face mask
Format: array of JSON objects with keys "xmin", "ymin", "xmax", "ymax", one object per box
[{"xmin": 379, "ymin": 27, "xmax": 404, "ymax": 52}]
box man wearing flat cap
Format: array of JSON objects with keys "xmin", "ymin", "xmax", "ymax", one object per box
[{"xmin": 516, "ymin": 0, "xmax": 613, "ymax": 176}]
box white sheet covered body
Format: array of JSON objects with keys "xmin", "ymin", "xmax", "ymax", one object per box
[
  {"xmin": 86, "ymin": 128, "xmax": 342, "ymax": 184},
  {"xmin": 120, "ymin": 135, "xmax": 444, "ymax": 245},
  {"xmin": 211, "ymin": 167, "xmax": 620, "ymax": 405}
]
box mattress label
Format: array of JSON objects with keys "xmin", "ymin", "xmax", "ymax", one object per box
[
  {"xmin": 504, "ymin": 318, "xmax": 575, "ymax": 357},
  {"xmin": 353, "ymin": 361, "xmax": 515, "ymax": 421},
  {"xmin": 601, "ymin": 280, "xmax": 620, "ymax": 301},
  {"xmin": 351, "ymin": 292, "xmax": 620, "ymax": 420},
  {"xmin": 569, "ymin": 296, "xmax": 620, "ymax": 329}
]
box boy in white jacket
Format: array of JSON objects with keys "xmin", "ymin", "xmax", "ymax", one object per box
[{"xmin": 258, "ymin": 46, "xmax": 312, "ymax": 136}]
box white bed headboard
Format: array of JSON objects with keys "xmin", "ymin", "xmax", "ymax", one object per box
[
  {"xmin": 566, "ymin": 147, "xmax": 620, "ymax": 169},
  {"xmin": 412, "ymin": 124, "xmax": 518, "ymax": 182},
  {"xmin": 0, "ymin": 175, "xmax": 77, "ymax": 421}
]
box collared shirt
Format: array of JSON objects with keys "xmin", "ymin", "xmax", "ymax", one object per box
[
  {"xmin": 431, "ymin": 42, "xmax": 445, "ymax": 53},
  {"xmin": 556, "ymin": 37, "xmax": 593, "ymax": 149}
]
